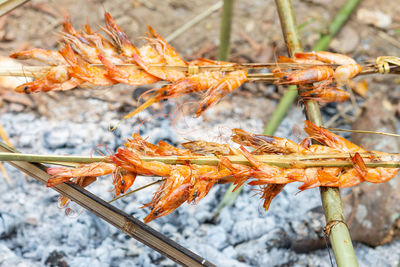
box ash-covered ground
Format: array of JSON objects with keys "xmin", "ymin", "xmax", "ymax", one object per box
[
  {"xmin": 1, "ymin": 102, "xmax": 400, "ymax": 267},
  {"xmin": 1, "ymin": 0, "xmax": 400, "ymax": 266}
]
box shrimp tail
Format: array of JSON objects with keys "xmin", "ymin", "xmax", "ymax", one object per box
[
  {"xmin": 47, "ymin": 176, "xmax": 71, "ymax": 187},
  {"xmin": 351, "ymin": 152, "xmax": 367, "ymax": 177},
  {"xmin": 261, "ymin": 184, "xmax": 285, "ymax": 211},
  {"xmin": 109, "ymin": 93, "xmax": 160, "ymax": 131},
  {"xmin": 98, "ymin": 54, "xmax": 127, "ymax": 82},
  {"xmin": 103, "ymin": 12, "xmax": 140, "ymax": 56}
]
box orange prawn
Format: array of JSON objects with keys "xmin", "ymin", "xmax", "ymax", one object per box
[
  {"xmin": 145, "ymin": 26, "xmax": 187, "ymax": 67},
  {"xmin": 155, "ymin": 140, "xmax": 194, "ymax": 156},
  {"xmin": 60, "ymin": 44, "xmax": 116, "ymax": 86},
  {"xmin": 62, "ymin": 21, "xmax": 103, "ymax": 64},
  {"xmin": 273, "ymin": 66, "xmax": 334, "ymax": 85},
  {"xmin": 182, "ymin": 140, "xmax": 236, "ymax": 156},
  {"xmin": 113, "ymin": 168, "xmax": 137, "ymax": 196},
  {"xmin": 124, "ymin": 133, "xmax": 161, "ymax": 156},
  {"xmin": 10, "ymin": 48, "xmax": 66, "ymax": 66},
  {"xmin": 46, "ymin": 162, "xmax": 116, "ymax": 187},
  {"xmin": 14, "ymin": 65, "xmax": 78, "ymax": 93},
  {"xmin": 111, "ymin": 148, "xmax": 171, "ymax": 177},
  {"xmin": 195, "ymin": 69, "xmax": 248, "ymax": 116},
  {"xmin": 103, "ymin": 12, "xmax": 185, "ymax": 82},
  {"xmin": 219, "ymin": 156, "xmax": 253, "ymax": 191},
  {"xmin": 299, "ymin": 87, "xmax": 350, "ymax": 103},
  {"xmin": 144, "ymin": 183, "xmax": 191, "ymax": 223},
  {"xmin": 294, "ymin": 51, "xmax": 362, "ymax": 86},
  {"xmin": 98, "ymin": 54, "xmax": 160, "ymax": 86},
  {"xmin": 82, "ymin": 23, "xmax": 121, "ymax": 62},
  {"xmin": 232, "ymin": 128, "xmax": 307, "ymax": 154}
]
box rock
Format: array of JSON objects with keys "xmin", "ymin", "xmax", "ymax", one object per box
[
  {"xmin": 67, "ymin": 257, "xmax": 106, "ymax": 267},
  {"xmin": 205, "ymin": 226, "xmax": 228, "ymax": 250},
  {"xmin": 0, "ymin": 212, "xmax": 20, "ymax": 238},
  {"xmin": 43, "ymin": 126, "xmax": 70, "ymax": 149},
  {"xmin": 192, "ymin": 243, "xmax": 247, "ymax": 267},
  {"xmin": 345, "ymin": 95, "xmax": 400, "ymax": 246},
  {"xmin": 161, "ymin": 223, "xmax": 176, "ymax": 237},
  {"xmin": 44, "ymin": 250, "xmax": 68, "ymax": 267},
  {"xmin": 331, "ymin": 27, "xmax": 360, "ymax": 53},
  {"xmin": 218, "ymin": 207, "xmax": 234, "ymax": 233},
  {"xmin": 66, "ymin": 223, "xmax": 89, "ymax": 248},
  {"xmin": 231, "ymin": 217, "xmax": 275, "ymax": 244},
  {"xmin": 222, "ymin": 246, "xmax": 237, "ymax": 259},
  {"xmin": 0, "ymin": 243, "xmax": 40, "ymax": 267},
  {"xmin": 357, "ymin": 8, "xmax": 392, "ymax": 29},
  {"xmin": 110, "ymin": 248, "xmax": 126, "ymax": 259}
]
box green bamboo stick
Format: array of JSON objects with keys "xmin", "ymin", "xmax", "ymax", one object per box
[
  {"xmin": 216, "ymin": 0, "xmax": 360, "ymax": 223},
  {"xmin": 313, "ymin": 0, "xmax": 360, "ymax": 51},
  {"xmin": 274, "ymin": 0, "xmax": 358, "ymax": 266},
  {"xmin": 217, "ymin": 0, "xmax": 234, "ymax": 61}
]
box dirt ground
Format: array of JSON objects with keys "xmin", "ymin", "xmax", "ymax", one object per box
[{"xmin": 1, "ymin": 0, "xmax": 400, "ymax": 264}]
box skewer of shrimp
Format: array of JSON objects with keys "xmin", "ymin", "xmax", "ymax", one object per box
[{"xmin": 304, "ymin": 120, "xmax": 400, "ymax": 185}]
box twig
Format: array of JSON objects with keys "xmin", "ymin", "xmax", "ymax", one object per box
[
  {"xmin": 108, "ymin": 179, "xmax": 165, "ymax": 203},
  {"xmin": 324, "ymin": 127, "xmax": 400, "ymax": 137},
  {"xmin": 0, "ymin": 123, "xmax": 12, "ymax": 184},
  {"xmin": 0, "ymin": 0, "xmax": 30, "ymax": 17},
  {"xmin": 165, "ymin": 1, "xmax": 223, "ymax": 42}
]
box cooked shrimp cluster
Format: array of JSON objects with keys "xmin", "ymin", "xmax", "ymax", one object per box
[
  {"xmin": 273, "ymin": 52, "xmax": 363, "ymax": 103},
  {"xmin": 46, "ymin": 121, "xmax": 399, "ymax": 222},
  {"xmin": 10, "ymin": 12, "xmax": 247, "ymax": 118}
]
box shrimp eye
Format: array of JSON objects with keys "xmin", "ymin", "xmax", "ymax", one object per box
[
  {"xmin": 283, "ymin": 75, "xmax": 288, "ymax": 80},
  {"xmin": 310, "ymin": 93, "xmax": 316, "ymax": 97},
  {"xmin": 331, "ymin": 81, "xmax": 337, "ymax": 86},
  {"xmin": 201, "ymin": 103, "xmax": 207, "ymax": 110},
  {"xmin": 163, "ymin": 90, "xmax": 167, "ymax": 96},
  {"xmin": 121, "ymin": 179, "xmax": 125, "ymax": 186},
  {"xmin": 24, "ymin": 86, "xmax": 29, "ymax": 91},
  {"xmin": 120, "ymin": 189, "xmax": 124, "ymax": 194}
]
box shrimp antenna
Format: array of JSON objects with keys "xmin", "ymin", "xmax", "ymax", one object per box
[
  {"xmin": 109, "ymin": 94, "xmax": 160, "ymax": 131},
  {"xmin": 108, "ymin": 178, "xmax": 165, "ymax": 203},
  {"xmin": 322, "ymin": 127, "xmax": 400, "ymax": 138}
]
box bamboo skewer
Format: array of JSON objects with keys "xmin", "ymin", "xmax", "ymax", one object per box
[
  {"xmin": 275, "ymin": 0, "xmax": 359, "ymax": 266},
  {"xmin": 0, "ymin": 151, "xmax": 399, "ymax": 168},
  {"xmin": 1, "ymin": 62, "xmax": 398, "ymax": 81}
]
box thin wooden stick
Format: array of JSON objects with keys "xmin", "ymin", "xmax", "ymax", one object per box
[
  {"xmin": 0, "ymin": 151, "xmax": 399, "ymax": 168},
  {"xmin": 0, "ymin": 0, "xmax": 30, "ymax": 17},
  {"xmin": 165, "ymin": 1, "xmax": 223, "ymax": 42}
]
